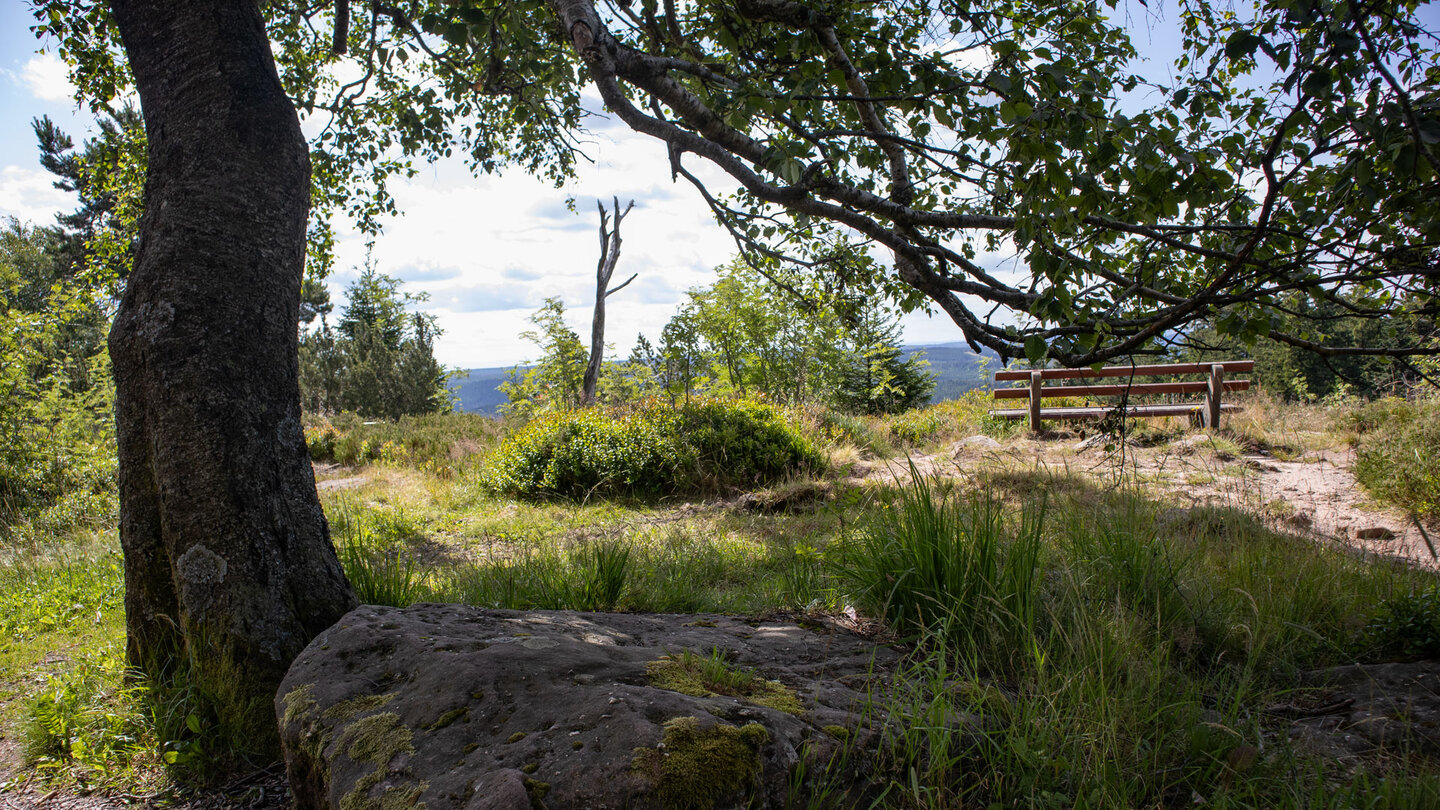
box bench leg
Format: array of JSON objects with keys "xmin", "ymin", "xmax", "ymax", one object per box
[
  {"xmin": 1029, "ymin": 371, "xmax": 1042, "ymax": 433},
  {"xmin": 1204, "ymin": 364, "xmax": 1223, "ymax": 429}
]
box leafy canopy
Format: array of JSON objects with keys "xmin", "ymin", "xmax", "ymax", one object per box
[{"xmin": 33, "ymin": 0, "xmax": 1439, "ymax": 365}]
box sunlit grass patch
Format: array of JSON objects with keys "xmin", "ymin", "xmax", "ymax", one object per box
[
  {"xmin": 304, "ymin": 410, "xmax": 506, "ymax": 474},
  {"xmin": 832, "ymin": 477, "xmax": 1440, "ymax": 807},
  {"xmin": 0, "ymin": 535, "xmax": 166, "ymax": 791}
]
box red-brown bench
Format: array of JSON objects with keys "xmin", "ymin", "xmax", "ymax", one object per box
[{"xmin": 988, "ymin": 361, "xmax": 1254, "ymax": 432}]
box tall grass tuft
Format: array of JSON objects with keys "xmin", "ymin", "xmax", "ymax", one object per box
[
  {"xmin": 443, "ymin": 539, "xmax": 633, "ymax": 612},
  {"xmin": 333, "ymin": 509, "xmax": 429, "ymax": 607},
  {"xmin": 573, "ymin": 540, "xmax": 631, "ymax": 611},
  {"xmin": 839, "ymin": 464, "xmax": 1045, "ymax": 664}
]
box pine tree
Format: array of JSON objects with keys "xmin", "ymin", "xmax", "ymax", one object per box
[
  {"xmin": 299, "ymin": 265, "xmax": 450, "ymax": 419},
  {"xmin": 835, "ymin": 302, "xmax": 935, "ymax": 415}
]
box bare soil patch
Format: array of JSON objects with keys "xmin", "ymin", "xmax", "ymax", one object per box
[{"xmin": 854, "ymin": 432, "xmax": 1438, "ymax": 572}]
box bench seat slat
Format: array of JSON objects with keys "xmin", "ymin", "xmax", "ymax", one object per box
[
  {"xmin": 992, "ymin": 380, "xmax": 1250, "ymax": 399},
  {"xmin": 994, "ymin": 360, "xmax": 1254, "ymax": 382},
  {"xmin": 986, "ymin": 403, "xmax": 1243, "ymax": 420}
]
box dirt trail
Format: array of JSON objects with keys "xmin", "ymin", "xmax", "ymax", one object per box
[
  {"xmin": 850, "ymin": 433, "xmax": 1439, "ymax": 572},
  {"xmin": 1240, "ymin": 448, "xmax": 1437, "ymax": 570}
]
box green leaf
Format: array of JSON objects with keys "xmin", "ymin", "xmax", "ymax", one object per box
[
  {"xmin": 1024, "ymin": 335, "xmax": 1047, "ymax": 364},
  {"xmin": 1301, "ymin": 69, "xmax": 1332, "ymax": 98},
  {"xmin": 1224, "ymin": 31, "xmax": 1262, "ymax": 62}
]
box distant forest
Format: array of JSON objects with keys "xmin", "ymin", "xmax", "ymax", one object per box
[{"xmin": 450, "ymin": 342, "xmax": 998, "ymax": 416}]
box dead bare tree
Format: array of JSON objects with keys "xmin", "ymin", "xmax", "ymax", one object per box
[{"xmin": 582, "ymin": 197, "xmax": 637, "ymax": 405}]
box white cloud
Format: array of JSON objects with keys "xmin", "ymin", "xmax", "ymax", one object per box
[
  {"xmin": 0, "ymin": 165, "xmax": 75, "ymax": 226},
  {"xmin": 21, "ymin": 52, "xmax": 73, "ymax": 104},
  {"xmin": 327, "ymin": 128, "xmax": 740, "ymax": 368}
]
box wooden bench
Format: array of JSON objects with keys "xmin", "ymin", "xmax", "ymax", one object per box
[{"xmin": 988, "ymin": 361, "xmax": 1254, "ymax": 432}]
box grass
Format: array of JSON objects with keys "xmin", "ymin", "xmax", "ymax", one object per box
[
  {"xmin": 837, "ymin": 465, "xmax": 1044, "ymax": 664},
  {"xmin": 1351, "ymin": 395, "xmax": 1440, "ymax": 524},
  {"xmin": 5, "ymin": 398, "xmax": 1440, "ymax": 804},
  {"xmin": 0, "ymin": 534, "xmax": 163, "ymax": 792},
  {"xmin": 821, "ymin": 471, "xmax": 1439, "ymax": 807}
]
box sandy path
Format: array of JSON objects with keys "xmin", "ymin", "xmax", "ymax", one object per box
[
  {"xmin": 848, "ymin": 435, "xmax": 1438, "ymax": 573},
  {"xmin": 1241, "ymin": 449, "xmax": 1437, "ymax": 571}
]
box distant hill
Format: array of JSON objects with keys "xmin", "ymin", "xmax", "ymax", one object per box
[
  {"xmin": 903, "ymin": 342, "xmax": 1001, "ymax": 401},
  {"xmin": 448, "ymin": 343, "xmax": 999, "ymax": 415},
  {"xmin": 448, "ymin": 366, "xmax": 526, "ymax": 416}
]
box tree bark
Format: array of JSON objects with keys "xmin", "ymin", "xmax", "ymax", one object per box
[
  {"xmin": 107, "ymin": 0, "xmax": 357, "ymax": 758},
  {"xmin": 581, "ymin": 197, "xmax": 636, "ymax": 405}
]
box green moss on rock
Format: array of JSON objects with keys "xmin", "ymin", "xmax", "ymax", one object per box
[
  {"xmin": 631, "ymin": 716, "xmax": 770, "ymax": 810},
  {"xmin": 646, "ymin": 654, "xmax": 804, "ymax": 715},
  {"xmin": 336, "ymin": 712, "xmax": 428, "ymax": 810},
  {"xmin": 523, "ymin": 777, "xmax": 550, "ymax": 810},
  {"xmin": 425, "ymin": 707, "xmax": 468, "ymax": 730},
  {"xmin": 281, "ymin": 684, "xmax": 318, "ymax": 729},
  {"xmin": 324, "ymin": 693, "xmax": 397, "ymax": 722}
]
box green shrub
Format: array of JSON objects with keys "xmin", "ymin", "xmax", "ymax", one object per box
[
  {"xmin": 1353, "ymin": 397, "xmax": 1440, "ymax": 521},
  {"xmin": 1369, "ymin": 586, "xmax": 1440, "ymax": 659},
  {"xmin": 0, "ymin": 379, "xmax": 117, "ymax": 545},
  {"xmin": 480, "ymin": 399, "xmax": 824, "ymax": 499}
]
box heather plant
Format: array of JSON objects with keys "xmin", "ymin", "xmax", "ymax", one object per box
[{"xmin": 481, "ymin": 399, "xmax": 823, "ymax": 499}]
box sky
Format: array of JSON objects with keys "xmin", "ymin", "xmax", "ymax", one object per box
[{"xmin": 0, "ymin": 1, "xmax": 1253, "ymax": 370}]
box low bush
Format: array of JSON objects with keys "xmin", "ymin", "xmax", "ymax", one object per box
[
  {"xmin": 1352, "ymin": 396, "xmax": 1440, "ymax": 522},
  {"xmin": 1, "ymin": 368, "xmax": 116, "ymax": 547},
  {"xmin": 480, "ymin": 399, "xmax": 824, "ymax": 499},
  {"xmin": 1368, "ymin": 586, "xmax": 1440, "ymax": 659}
]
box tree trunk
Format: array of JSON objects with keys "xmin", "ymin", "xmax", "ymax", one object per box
[
  {"xmin": 107, "ymin": 0, "xmax": 357, "ymax": 759},
  {"xmin": 582, "ymin": 198, "xmax": 635, "ymax": 405}
]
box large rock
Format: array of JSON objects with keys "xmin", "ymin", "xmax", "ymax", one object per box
[
  {"xmin": 277, "ymin": 605, "xmax": 903, "ymax": 810},
  {"xmin": 1288, "ymin": 661, "xmax": 1440, "ymax": 762}
]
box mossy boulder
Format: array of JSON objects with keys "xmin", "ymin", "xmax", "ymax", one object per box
[{"xmin": 278, "ymin": 605, "xmax": 906, "ymax": 809}]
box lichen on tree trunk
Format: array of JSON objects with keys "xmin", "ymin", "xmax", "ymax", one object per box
[{"xmin": 107, "ymin": 0, "xmax": 357, "ymax": 759}]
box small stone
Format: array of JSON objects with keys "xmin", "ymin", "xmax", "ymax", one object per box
[{"xmin": 952, "ymin": 435, "xmax": 1001, "ymax": 455}]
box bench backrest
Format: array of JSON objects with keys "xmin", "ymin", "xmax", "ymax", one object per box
[{"xmin": 993, "ymin": 360, "xmax": 1254, "ymax": 382}]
